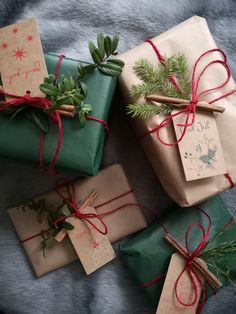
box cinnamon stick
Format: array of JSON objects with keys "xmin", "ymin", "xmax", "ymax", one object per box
[
  {"xmin": 165, "ymin": 233, "xmax": 222, "ymax": 291},
  {"xmin": 54, "ymin": 190, "xmax": 99, "ymax": 242},
  {"xmin": 56, "ymin": 104, "xmax": 76, "ymax": 117},
  {"xmin": 146, "ymin": 95, "xmax": 225, "ymax": 113}
]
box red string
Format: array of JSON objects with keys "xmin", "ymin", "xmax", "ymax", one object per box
[
  {"xmin": 146, "ymin": 40, "xmax": 235, "ymax": 187},
  {"xmin": 0, "ymin": 55, "xmax": 109, "ymax": 175},
  {"xmin": 86, "ymin": 115, "xmax": 109, "ymax": 132},
  {"xmin": 140, "ymin": 206, "xmax": 213, "ymax": 312},
  {"xmin": 146, "ymin": 39, "xmax": 181, "ymax": 92},
  {"xmin": 20, "ymin": 183, "xmax": 139, "ymax": 243},
  {"xmin": 55, "ymin": 54, "xmax": 65, "ymax": 80},
  {"xmin": 144, "ymin": 46, "xmax": 234, "ymax": 146}
]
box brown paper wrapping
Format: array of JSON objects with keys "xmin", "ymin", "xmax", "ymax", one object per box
[
  {"xmin": 7, "ymin": 164, "xmax": 147, "ymax": 277},
  {"xmin": 118, "ymin": 16, "xmax": 236, "ymax": 206}
]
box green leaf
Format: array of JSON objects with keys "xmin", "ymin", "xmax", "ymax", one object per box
[
  {"xmin": 79, "ymin": 112, "xmax": 86, "ymax": 127},
  {"xmin": 39, "ymin": 83, "xmax": 59, "ymax": 97},
  {"xmin": 100, "ymin": 62, "xmax": 122, "ymax": 72},
  {"xmin": 111, "ymin": 35, "xmax": 119, "ymax": 53},
  {"xmin": 107, "ymin": 58, "xmax": 125, "ymax": 67},
  {"xmin": 79, "ymin": 81, "xmax": 88, "ymax": 97},
  {"xmin": 98, "ymin": 65, "xmax": 121, "ymax": 76},
  {"xmin": 45, "ymin": 95, "xmax": 71, "ymax": 113},
  {"xmin": 60, "ymin": 221, "xmax": 75, "ymax": 230},
  {"xmin": 82, "ymin": 104, "xmax": 92, "ymax": 113},
  {"xmin": 10, "ymin": 106, "xmax": 28, "ymax": 120},
  {"xmin": 63, "ymin": 77, "xmax": 71, "ymax": 91},
  {"xmin": 26, "ymin": 109, "xmax": 49, "ymax": 133},
  {"xmin": 104, "ymin": 36, "xmax": 112, "ymax": 57},
  {"xmin": 89, "ymin": 41, "xmax": 102, "ymax": 64},
  {"xmin": 69, "ymin": 76, "xmax": 75, "ymax": 89},
  {"xmin": 97, "ymin": 33, "xmax": 105, "ymax": 59},
  {"xmin": 91, "ymin": 49, "xmax": 102, "ymax": 64}
]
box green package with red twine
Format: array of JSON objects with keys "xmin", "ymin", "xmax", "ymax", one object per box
[
  {"xmin": 119, "ymin": 195, "xmax": 236, "ymax": 308},
  {"xmin": 0, "ymin": 53, "xmax": 116, "ymax": 175}
]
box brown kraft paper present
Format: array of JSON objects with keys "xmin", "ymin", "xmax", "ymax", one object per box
[
  {"xmin": 7, "ymin": 164, "xmax": 147, "ymax": 277},
  {"xmin": 118, "ymin": 16, "xmax": 236, "ymax": 206}
]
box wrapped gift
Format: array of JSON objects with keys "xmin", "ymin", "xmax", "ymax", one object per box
[
  {"xmin": 118, "ymin": 16, "xmax": 236, "ymax": 206},
  {"xmin": 120, "ymin": 195, "xmax": 236, "ymax": 308},
  {"xmin": 7, "ymin": 164, "xmax": 147, "ymax": 277},
  {"xmin": 0, "ymin": 19, "xmax": 118, "ymax": 175},
  {"xmin": 0, "ymin": 52, "xmax": 116, "ymax": 175}
]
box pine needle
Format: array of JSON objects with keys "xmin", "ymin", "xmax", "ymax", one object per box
[{"xmin": 127, "ymin": 103, "xmax": 173, "ymax": 119}]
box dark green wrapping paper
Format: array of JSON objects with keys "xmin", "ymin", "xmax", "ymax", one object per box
[
  {"xmin": 0, "ymin": 53, "xmax": 117, "ymax": 175},
  {"xmin": 120, "ymin": 195, "xmax": 236, "ymax": 307}
]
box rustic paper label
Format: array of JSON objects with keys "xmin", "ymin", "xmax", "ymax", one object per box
[
  {"xmin": 173, "ymin": 111, "xmax": 226, "ymax": 181},
  {"xmin": 66, "ymin": 206, "xmax": 116, "ymax": 275},
  {"xmin": 0, "ymin": 18, "xmax": 48, "ymax": 96},
  {"xmin": 156, "ymin": 253, "xmax": 203, "ymax": 314}
]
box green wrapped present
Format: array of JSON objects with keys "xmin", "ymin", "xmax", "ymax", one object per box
[
  {"xmin": 0, "ymin": 53, "xmax": 116, "ymax": 175},
  {"xmin": 120, "ymin": 195, "xmax": 236, "ymax": 307}
]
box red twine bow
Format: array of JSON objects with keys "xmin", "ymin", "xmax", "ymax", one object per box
[
  {"xmin": 0, "ymin": 55, "xmax": 109, "ymax": 175},
  {"xmin": 144, "ymin": 46, "xmax": 236, "ymax": 146},
  {"xmin": 173, "ymin": 207, "xmax": 212, "ymax": 311},
  {"xmin": 20, "ymin": 182, "xmax": 141, "ymax": 244},
  {"xmin": 141, "ymin": 207, "xmax": 213, "ymax": 312},
  {"xmin": 54, "ymin": 179, "xmax": 108, "ymax": 235},
  {"xmin": 0, "ymin": 89, "xmax": 62, "ymax": 175}
]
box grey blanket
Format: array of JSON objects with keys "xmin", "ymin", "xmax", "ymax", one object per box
[{"xmin": 1, "ymin": 0, "xmax": 236, "ymax": 313}]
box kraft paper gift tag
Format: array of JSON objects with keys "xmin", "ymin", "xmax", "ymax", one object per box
[
  {"xmin": 66, "ymin": 206, "xmax": 116, "ymax": 275},
  {"xmin": 156, "ymin": 253, "xmax": 203, "ymax": 314},
  {"xmin": 173, "ymin": 111, "xmax": 227, "ymax": 181},
  {"xmin": 0, "ymin": 18, "xmax": 48, "ymax": 96},
  {"xmin": 119, "ymin": 16, "xmax": 236, "ymax": 206},
  {"xmin": 7, "ymin": 164, "xmax": 147, "ymax": 276}
]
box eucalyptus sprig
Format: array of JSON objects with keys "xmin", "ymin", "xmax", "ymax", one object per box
[
  {"xmin": 78, "ymin": 33, "xmax": 125, "ymax": 78},
  {"xmin": 18, "ymin": 199, "xmax": 74, "ymax": 257},
  {"xmin": 127, "ymin": 54, "xmax": 191, "ymax": 120}
]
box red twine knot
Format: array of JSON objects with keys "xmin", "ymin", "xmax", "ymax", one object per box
[{"xmin": 145, "ymin": 48, "xmax": 234, "ymax": 146}]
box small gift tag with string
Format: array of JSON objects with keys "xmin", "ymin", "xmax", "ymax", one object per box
[
  {"xmin": 0, "ymin": 18, "xmax": 48, "ymax": 96},
  {"xmin": 173, "ymin": 111, "xmax": 227, "ymax": 181},
  {"xmin": 156, "ymin": 252, "xmax": 204, "ymax": 314},
  {"xmin": 63, "ymin": 191, "xmax": 115, "ymax": 275}
]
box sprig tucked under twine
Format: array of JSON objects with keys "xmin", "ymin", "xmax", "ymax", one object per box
[{"xmin": 2, "ymin": 33, "xmax": 124, "ymax": 133}]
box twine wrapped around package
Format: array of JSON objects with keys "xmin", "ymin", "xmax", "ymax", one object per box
[{"xmin": 119, "ymin": 16, "xmax": 236, "ymax": 206}]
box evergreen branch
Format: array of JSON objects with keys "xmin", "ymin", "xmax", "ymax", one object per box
[
  {"xmin": 133, "ymin": 59, "xmax": 159, "ymax": 83},
  {"xmin": 199, "ymin": 240, "xmax": 236, "ymax": 261},
  {"xmin": 127, "ymin": 103, "xmax": 173, "ymax": 119},
  {"xmin": 131, "ymin": 83, "xmax": 159, "ymax": 98}
]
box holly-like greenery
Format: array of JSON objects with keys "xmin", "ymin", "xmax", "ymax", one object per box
[
  {"xmin": 78, "ymin": 33, "xmax": 125, "ymax": 78},
  {"xmin": 7, "ymin": 33, "xmax": 124, "ymax": 132},
  {"xmin": 127, "ymin": 54, "xmax": 191, "ymax": 119},
  {"xmin": 40, "ymin": 74, "xmax": 92, "ymax": 127},
  {"xmin": 18, "ymin": 199, "xmax": 74, "ymax": 257}
]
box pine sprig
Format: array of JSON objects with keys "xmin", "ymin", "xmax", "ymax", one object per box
[
  {"xmin": 127, "ymin": 103, "xmax": 173, "ymax": 120},
  {"xmin": 128, "ymin": 54, "xmax": 192, "ymax": 120},
  {"xmin": 200, "ymin": 240, "xmax": 236, "ymax": 260},
  {"xmin": 18, "ymin": 199, "xmax": 74, "ymax": 257}
]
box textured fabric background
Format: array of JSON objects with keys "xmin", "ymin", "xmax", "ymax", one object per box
[{"xmin": 1, "ymin": 0, "xmax": 236, "ymax": 313}]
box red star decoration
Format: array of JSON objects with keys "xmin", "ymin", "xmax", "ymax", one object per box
[
  {"xmin": 1, "ymin": 42, "xmax": 8, "ymax": 49},
  {"xmin": 93, "ymin": 241, "xmax": 100, "ymax": 248},
  {"xmin": 27, "ymin": 35, "xmax": 33, "ymax": 42},
  {"xmin": 12, "ymin": 47, "xmax": 26, "ymax": 61},
  {"xmin": 12, "ymin": 27, "xmax": 18, "ymax": 34}
]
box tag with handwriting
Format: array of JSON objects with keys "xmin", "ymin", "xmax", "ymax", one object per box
[
  {"xmin": 173, "ymin": 111, "xmax": 226, "ymax": 181},
  {"xmin": 0, "ymin": 18, "xmax": 48, "ymax": 96},
  {"xmin": 156, "ymin": 253, "xmax": 203, "ymax": 314},
  {"xmin": 66, "ymin": 206, "xmax": 116, "ymax": 275}
]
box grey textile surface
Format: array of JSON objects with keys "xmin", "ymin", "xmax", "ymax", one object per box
[{"xmin": 1, "ymin": 0, "xmax": 236, "ymax": 313}]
